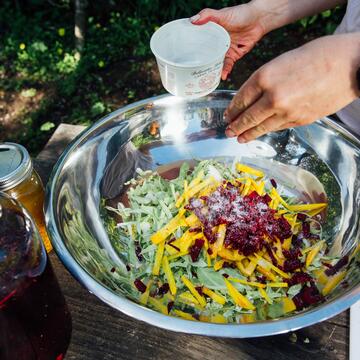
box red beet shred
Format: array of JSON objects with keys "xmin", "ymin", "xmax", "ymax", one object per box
[{"xmin": 185, "ymin": 183, "xmax": 293, "ymax": 256}]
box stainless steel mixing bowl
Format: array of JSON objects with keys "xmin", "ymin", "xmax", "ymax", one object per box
[{"xmin": 45, "ymin": 91, "xmax": 360, "ymax": 337}]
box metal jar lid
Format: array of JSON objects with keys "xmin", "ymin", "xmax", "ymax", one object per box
[{"xmin": 0, "ymin": 143, "xmax": 33, "ymax": 191}]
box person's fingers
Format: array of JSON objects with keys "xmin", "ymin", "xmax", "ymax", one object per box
[
  {"xmin": 225, "ymin": 95, "xmax": 274, "ymax": 138},
  {"xmin": 225, "ymin": 76, "xmax": 263, "ymax": 124},
  {"xmin": 222, "ymin": 57, "xmax": 235, "ymax": 80},
  {"xmin": 222, "ymin": 45, "xmax": 250, "ymax": 80},
  {"xmin": 190, "ymin": 8, "xmax": 220, "ymax": 25},
  {"xmin": 236, "ymin": 115, "xmax": 290, "ymax": 143}
]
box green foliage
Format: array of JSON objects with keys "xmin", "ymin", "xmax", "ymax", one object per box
[{"xmin": 0, "ymin": 0, "xmax": 345, "ymax": 154}]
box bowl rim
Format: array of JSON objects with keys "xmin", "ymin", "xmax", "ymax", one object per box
[{"xmin": 45, "ymin": 90, "xmax": 360, "ymax": 337}]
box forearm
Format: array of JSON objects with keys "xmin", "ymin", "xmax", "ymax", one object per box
[{"xmin": 250, "ymin": 0, "xmax": 346, "ymax": 33}]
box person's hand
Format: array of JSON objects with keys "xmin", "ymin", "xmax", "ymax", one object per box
[
  {"xmin": 191, "ymin": 4, "xmax": 266, "ymax": 80},
  {"xmin": 224, "ymin": 33, "xmax": 360, "ymax": 143}
]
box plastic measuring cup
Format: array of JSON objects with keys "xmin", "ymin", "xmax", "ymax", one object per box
[{"xmin": 150, "ymin": 18, "xmax": 230, "ymax": 98}]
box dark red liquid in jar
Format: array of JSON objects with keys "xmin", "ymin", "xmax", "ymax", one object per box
[{"xmin": 0, "ymin": 203, "xmax": 72, "ymax": 360}]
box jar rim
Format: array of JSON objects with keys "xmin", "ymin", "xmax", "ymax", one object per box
[{"xmin": 0, "ymin": 142, "xmax": 33, "ymax": 192}]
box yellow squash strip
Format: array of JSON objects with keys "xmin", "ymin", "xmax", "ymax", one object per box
[
  {"xmin": 271, "ymin": 240, "xmax": 284, "ymax": 267},
  {"xmin": 257, "ymin": 181, "xmax": 265, "ymax": 196},
  {"xmin": 211, "ymin": 314, "xmax": 227, "ymax": 323},
  {"xmin": 150, "ymin": 212, "xmax": 186, "ymax": 244},
  {"xmin": 270, "ymin": 197, "xmax": 279, "ymax": 210},
  {"xmin": 241, "ymin": 178, "xmax": 251, "ymax": 196},
  {"xmin": 302, "ymin": 240, "xmax": 325, "ymax": 255},
  {"xmin": 224, "ymin": 278, "xmax": 255, "ymax": 310},
  {"xmin": 139, "ymin": 280, "xmax": 153, "ymax": 305},
  {"xmin": 236, "ymin": 163, "xmax": 264, "ymax": 178},
  {"xmin": 199, "ymin": 314, "xmax": 210, "ymax": 322},
  {"xmin": 167, "ymin": 251, "xmax": 188, "ymax": 261},
  {"xmin": 165, "ymin": 244, "xmax": 178, "ymax": 256},
  {"xmin": 148, "ymin": 297, "xmax": 168, "ymax": 315},
  {"xmin": 236, "ymin": 260, "xmax": 247, "ymax": 276},
  {"xmin": 178, "ymin": 291, "xmax": 200, "ymax": 305},
  {"xmin": 267, "ymin": 282, "xmax": 288, "ymax": 288},
  {"xmin": 322, "ymin": 271, "xmax": 347, "ymax": 296},
  {"xmin": 179, "ymin": 232, "xmax": 195, "ymax": 253},
  {"xmin": 188, "ymin": 170, "xmax": 204, "ymax": 189},
  {"xmin": 284, "ymin": 214, "xmax": 297, "ymax": 232},
  {"xmin": 250, "ymin": 178, "xmax": 261, "ymax": 195},
  {"xmin": 229, "ymin": 277, "xmax": 266, "ymax": 288},
  {"xmin": 282, "ymin": 297, "xmax": 297, "ymax": 313},
  {"xmin": 259, "ymin": 288, "xmax": 273, "ymax": 304},
  {"xmin": 173, "ymin": 309, "xmax": 196, "ymax": 321},
  {"xmin": 181, "ymin": 276, "xmax": 207, "ymax": 308},
  {"xmin": 244, "ymin": 257, "xmax": 258, "ymax": 277},
  {"xmin": 185, "ymin": 213, "xmax": 200, "ymax": 227},
  {"xmin": 177, "ymin": 297, "xmax": 203, "ymax": 311},
  {"xmin": 313, "ymin": 269, "xmax": 328, "ymax": 286},
  {"xmin": 286, "ymin": 203, "xmax": 327, "ymax": 212},
  {"xmin": 240, "ymin": 313, "xmax": 256, "ymax": 323},
  {"xmin": 164, "ymin": 292, "xmax": 175, "ymax": 302},
  {"xmin": 198, "ymin": 183, "xmax": 219, "ymax": 198},
  {"xmin": 283, "ymin": 237, "xmax": 292, "ymax": 251},
  {"xmin": 214, "ymin": 259, "xmax": 226, "ymax": 271},
  {"xmin": 203, "ymin": 237, "xmax": 212, "ymax": 267},
  {"xmin": 257, "ymin": 265, "xmax": 277, "ymax": 282},
  {"xmin": 152, "ymin": 242, "xmax": 165, "ymax": 275},
  {"xmin": 307, "ymin": 207, "xmax": 326, "ymax": 217},
  {"xmin": 183, "ymin": 180, "xmax": 189, "ymax": 204},
  {"xmin": 202, "ymin": 287, "xmax": 226, "ymax": 305},
  {"xmin": 271, "ymin": 188, "xmax": 288, "ymax": 208},
  {"xmin": 211, "ymin": 224, "xmax": 226, "ymax": 258},
  {"xmin": 255, "ymin": 254, "xmax": 290, "ymax": 279},
  {"xmin": 306, "ymin": 241, "xmax": 324, "ymax": 268},
  {"xmin": 218, "ymin": 248, "xmax": 244, "ymax": 262},
  {"xmin": 162, "ymin": 256, "xmax": 177, "ymax": 295},
  {"xmin": 176, "ymin": 177, "xmax": 215, "ymax": 208}
]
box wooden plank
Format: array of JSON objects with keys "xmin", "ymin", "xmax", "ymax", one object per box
[
  {"xmin": 35, "ymin": 123, "xmax": 85, "ymax": 183},
  {"xmin": 40, "ymin": 123, "xmax": 349, "ymax": 360},
  {"xmin": 51, "ymin": 254, "xmax": 348, "ymax": 360}
]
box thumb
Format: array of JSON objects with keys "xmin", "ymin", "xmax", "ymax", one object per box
[{"xmin": 190, "ymin": 8, "xmax": 220, "ymax": 25}]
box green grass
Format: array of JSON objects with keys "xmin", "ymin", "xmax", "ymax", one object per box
[{"xmin": 0, "ymin": 1, "xmax": 345, "ymax": 154}]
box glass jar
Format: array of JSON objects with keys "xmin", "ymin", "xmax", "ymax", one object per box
[
  {"xmin": 0, "ymin": 142, "xmax": 52, "ymax": 252},
  {"xmin": 0, "ymin": 192, "xmax": 72, "ymax": 360}
]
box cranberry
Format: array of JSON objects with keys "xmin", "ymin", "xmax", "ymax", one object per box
[
  {"xmin": 302, "ymin": 222, "xmax": 311, "ymax": 238},
  {"xmin": 157, "ymin": 283, "xmax": 170, "ymax": 296},
  {"xmin": 189, "ymin": 227, "xmax": 202, "ymax": 233},
  {"xmin": 283, "ymin": 259, "xmax": 302, "ymax": 272},
  {"xmin": 270, "ymin": 179, "xmax": 277, "ymax": 188},
  {"xmin": 189, "ymin": 239, "xmax": 205, "ymax": 262},
  {"xmin": 297, "ymin": 213, "xmax": 307, "ymax": 222},
  {"xmin": 325, "ymin": 255, "xmax": 349, "ymax": 276},
  {"xmin": 265, "ymin": 242, "xmax": 278, "ymax": 266},
  {"xmin": 135, "ymin": 241, "xmax": 143, "ymax": 262},
  {"xmin": 195, "ymin": 286, "xmax": 203, "ymax": 296},
  {"xmin": 134, "ymin": 279, "xmax": 147, "ymax": 293},
  {"xmin": 167, "ymin": 301, "xmax": 174, "ymax": 314},
  {"xmin": 287, "ymin": 272, "xmax": 312, "ymax": 286},
  {"xmin": 293, "ymin": 284, "xmax": 323, "ymax": 310}
]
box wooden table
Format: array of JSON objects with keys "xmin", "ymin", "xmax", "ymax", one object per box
[{"xmin": 34, "ymin": 124, "xmax": 349, "ymax": 360}]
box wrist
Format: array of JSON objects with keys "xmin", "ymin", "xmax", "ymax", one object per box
[{"xmin": 249, "ymin": 0, "xmax": 289, "ymax": 34}]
